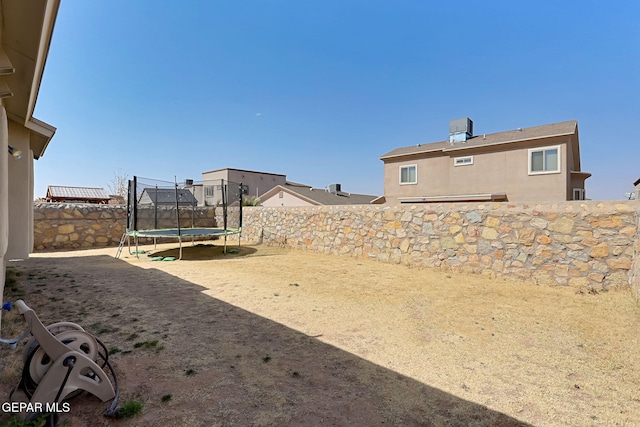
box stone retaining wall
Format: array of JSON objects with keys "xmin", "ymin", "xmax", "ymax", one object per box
[
  {"xmin": 34, "ymin": 203, "xmax": 127, "ymax": 250},
  {"xmin": 241, "ymin": 201, "xmax": 638, "ymax": 289},
  {"xmin": 34, "ymin": 201, "xmax": 639, "ymax": 291},
  {"xmin": 33, "ymin": 203, "xmax": 227, "ymax": 250},
  {"xmin": 631, "ymin": 203, "xmax": 640, "ymax": 300}
]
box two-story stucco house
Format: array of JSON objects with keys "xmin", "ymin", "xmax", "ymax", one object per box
[
  {"xmin": 199, "ymin": 168, "xmax": 286, "ymax": 206},
  {"xmin": 380, "ymin": 118, "xmax": 591, "ymax": 204}
]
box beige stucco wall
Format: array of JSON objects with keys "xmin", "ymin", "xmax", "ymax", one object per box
[
  {"xmin": 0, "ymin": 106, "xmax": 8, "ymax": 327},
  {"xmin": 261, "ymin": 190, "xmax": 315, "ymax": 207},
  {"xmin": 383, "ymin": 135, "xmax": 578, "ymax": 203},
  {"xmin": 6, "ymin": 120, "xmax": 33, "ymax": 260},
  {"xmin": 202, "ymin": 169, "xmax": 285, "ymax": 202}
]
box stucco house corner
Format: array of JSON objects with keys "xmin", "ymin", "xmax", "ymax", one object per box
[{"xmin": 1, "ymin": 0, "xmax": 60, "ymax": 329}]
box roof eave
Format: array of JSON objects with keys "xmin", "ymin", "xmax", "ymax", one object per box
[
  {"xmin": 380, "ymin": 146, "xmax": 444, "ymax": 161},
  {"xmin": 27, "ymin": 117, "xmax": 57, "ymax": 159},
  {"xmin": 381, "ymin": 122, "xmax": 578, "ymax": 160},
  {"xmin": 570, "ymin": 171, "xmax": 592, "ymax": 179},
  {"xmin": 398, "ymin": 193, "xmax": 508, "ymax": 203},
  {"xmin": 442, "ymin": 131, "xmax": 577, "ymax": 153},
  {"xmin": 26, "ymin": 0, "xmax": 61, "ymax": 127}
]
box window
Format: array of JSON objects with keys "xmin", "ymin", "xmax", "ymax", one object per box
[
  {"xmin": 573, "ymin": 188, "xmax": 585, "ymax": 200},
  {"xmin": 278, "ymin": 190, "xmax": 284, "ymax": 199},
  {"xmin": 205, "ymin": 186, "xmax": 215, "ymax": 197},
  {"xmin": 528, "ymin": 146, "xmax": 560, "ymax": 174},
  {"xmin": 400, "ymin": 165, "xmax": 417, "ymax": 184},
  {"xmin": 241, "ymin": 185, "xmax": 249, "ymax": 195},
  {"xmin": 454, "ymin": 156, "xmax": 473, "ymax": 166}
]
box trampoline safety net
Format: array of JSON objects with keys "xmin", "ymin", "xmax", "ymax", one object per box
[{"xmin": 126, "ymin": 176, "xmax": 243, "ymax": 234}]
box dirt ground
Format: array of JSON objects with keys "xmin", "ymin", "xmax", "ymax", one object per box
[{"xmin": 1, "ymin": 242, "xmax": 640, "ymax": 427}]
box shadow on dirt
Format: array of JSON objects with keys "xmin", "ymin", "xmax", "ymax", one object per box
[
  {"xmin": 146, "ymin": 244, "xmax": 257, "ymax": 261},
  {"xmin": 1, "ymin": 254, "xmax": 532, "ymax": 427}
]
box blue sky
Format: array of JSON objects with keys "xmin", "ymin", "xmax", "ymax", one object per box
[{"xmin": 34, "ymin": 1, "xmax": 639, "ymax": 200}]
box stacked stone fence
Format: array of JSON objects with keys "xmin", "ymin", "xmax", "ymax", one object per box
[
  {"xmin": 240, "ymin": 201, "xmax": 639, "ymax": 291},
  {"xmin": 34, "ymin": 201, "xmax": 640, "ymax": 296},
  {"xmin": 33, "ymin": 203, "xmax": 228, "ymax": 250},
  {"xmin": 34, "ymin": 203, "xmax": 127, "ymax": 249},
  {"xmin": 632, "ymin": 203, "xmax": 640, "ymax": 300}
]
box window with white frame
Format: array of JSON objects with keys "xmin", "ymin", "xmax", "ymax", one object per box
[
  {"xmin": 399, "ymin": 165, "xmax": 417, "ymax": 184},
  {"xmin": 205, "ymin": 186, "xmax": 215, "ymax": 197},
  {"xmin": 528, "ymin": 145, "xmax": 560, "ymax": 174},
  {"xmin": 573, "ymin": 188, "xmax": 585, "ymax": 200},
  {"xmin": 454, "ymin": 156, "xmax": 473, "ymax": 166}
]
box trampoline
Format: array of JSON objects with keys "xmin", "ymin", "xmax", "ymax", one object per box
[
  {"xmin": 130, "ymin": 227, "xmax": 240, "ymax": 239},
  {"xmin": 116, "ymin": 176, "xmax": 243, "ymax": 260}
]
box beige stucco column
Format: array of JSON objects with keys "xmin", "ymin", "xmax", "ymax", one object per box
[{"xmin": 7, "ymin": 121, "xmax": 33, "ymax": 260}]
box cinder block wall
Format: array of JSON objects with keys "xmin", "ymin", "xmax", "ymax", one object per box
[{"xmin": 33, "ymin": 201, "xmax": 639, "ymax": 291}]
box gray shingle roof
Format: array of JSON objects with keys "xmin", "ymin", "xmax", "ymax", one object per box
[
  {"xmin": 381, "ymin": 120, "xmax": 578, "ymax": 160},
  {"xmin": 47, "ymin": 186, "xmax": 110, "ymax": 200},
  {"xmin": 139, "ymin": 188, "xmax": 198, "ymax": 205},
  {"xmin": 275, "ymin": 184, "xmax": 377, "ymax": 205}
]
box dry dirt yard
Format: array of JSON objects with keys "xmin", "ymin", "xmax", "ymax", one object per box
[{"xmin": 1, "ymin": 242, "xmax": 640, "ymax": 427}]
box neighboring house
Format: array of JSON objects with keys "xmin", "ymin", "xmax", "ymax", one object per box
[
  {"xmin": 200, "ymin": 168, "xmax": 286, "ymax": 206},
  {"xmin": 634, "ymin": 177, "xmax": 640, "ymax": 201},
  {"xmin": 138, "ymin": 188, "xmax": 197, "ymax": 206},
  {"xmin": 1, "ymin": 1, "xmax": 59, "ymax": 323},
  {"xmin": 108, "ymin": 194, "xmax": 126, "ymax": 204},
  {"xmin": 46, "ymin": 186, "xmax": 110, "ymax": 204},
  {"xmin": 260, "ymin": 182, "xmax": 378, "ymax": 207},
  {"xmin": 380, "ymin": 118, "xmax": 591, "ymax": 204}
]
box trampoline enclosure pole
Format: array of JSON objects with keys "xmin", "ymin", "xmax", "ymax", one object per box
[
  {"xmin": 222, "ymin": 179, "xmax": 228, "ymax": 231},
  {"xmin": 126, "ymin": 179, "xmax": 132, "ymax": 232},
  {"xmin": 175, "ymin": 180, "xmax": 181, "ymax": 236},
  {"xmin": 132, "ymin": 176, "xmax": 138, "ymax": 232},
  {"xmin": 175, "ymin": 179, "xmax": 183, "ymax": 259},
  {"xmin": 239, "ymin": 182, "xmax": 243, "ymax": 229},
  {"xmin": 239, "ymin": 182, "xmax": 243, "ymax": 248},
  {"xmin": 154, "ymin": 185, "xmax": 158, "ymax": 230}
]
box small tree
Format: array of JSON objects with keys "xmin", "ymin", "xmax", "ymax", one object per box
[
  {"xmin": 242, "ymin": 196, "xmax": 261, "ymax": 206},
  {"xmin": 108, "ymin": 169, "xmax": 129, "ymax": 201}
]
